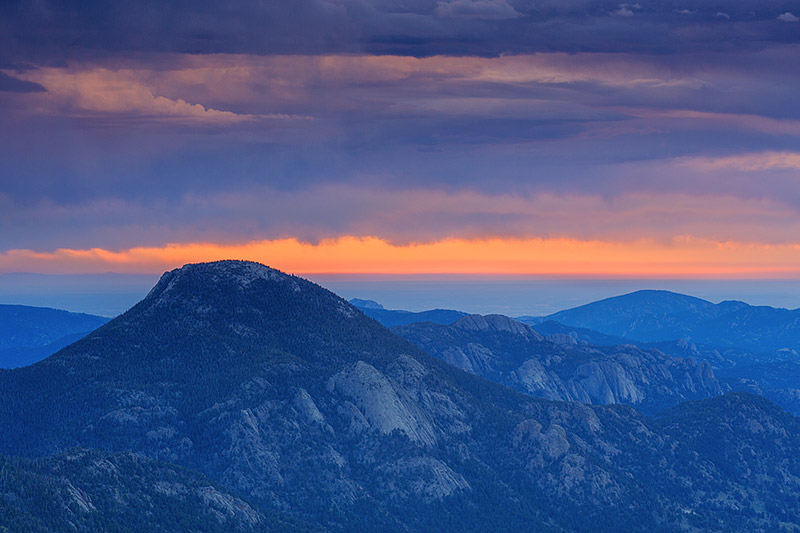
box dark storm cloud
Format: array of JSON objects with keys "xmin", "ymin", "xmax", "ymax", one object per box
[
  {"xmin": 0, "ymin": 72, "xmax": 45, "ymax": 92},
  {"xmin": 3, "ymin": 0, "xmax": 800, "ymax": 63},
  {"xmin": 435, "ymin": 0, "xmax": 523, "ymax": 20},
  {"xmin": 3, "ymin": 1, "xmax": 800, "ymax": 253}
]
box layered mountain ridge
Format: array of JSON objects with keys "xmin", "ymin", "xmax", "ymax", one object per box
[
  {"xmin": 349, "ymin": 299, "xmax": 468, "ymax": 327},
  {"xmin": 394, "ymin": 314, "xmax": 723, "ymax": 414},
  {"xmin": 0, "ymin": 304, "xmax": 109, "ymax": 369},
  {"xmin": 537, "ymin": 289, "xmax": 800, "ymax": 353},
  {"xmin": 2, "ymin": 261, "xmax": 800, "ymax": 531}
]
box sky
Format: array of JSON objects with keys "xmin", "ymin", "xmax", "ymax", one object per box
[
  {"xmin": 2, "ymin": 1, "xmax": 800, "ymax": 292},
  {"xmin": 6, "ymin": 271, "xmax": 800, "ymax": 318}
]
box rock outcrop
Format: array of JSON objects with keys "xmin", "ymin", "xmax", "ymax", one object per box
[{"xmin": 395, "ymin": 314, "xmax": 724, "ymax": 413}]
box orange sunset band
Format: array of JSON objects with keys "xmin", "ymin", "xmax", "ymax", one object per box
[{"xmin": 4, "ymin": 236, "xmax": 800, "ymax": 277}]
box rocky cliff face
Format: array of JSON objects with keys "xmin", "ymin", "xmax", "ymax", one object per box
[
  {"xmin": 0, "ymin": 261, "xmax": 798, "ymax": 532},
  {"xmin": 528, "ymin": 319, "xmax": 800, "ymax": 417},
  {"xmin": 394, "ymin": 314, "xmax": 724, "ymax": 413}
]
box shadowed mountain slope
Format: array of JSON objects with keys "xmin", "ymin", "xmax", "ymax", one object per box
[
  {"xmin": 0, "ymin": 305, "xmax": 108, "ymax": 352},
  {"xmin": 0, "ymin": 305, "xmax": 109, "ymax": 368}
]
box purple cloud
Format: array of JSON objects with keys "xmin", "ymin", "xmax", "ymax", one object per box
[{"xmin": 3, "ymin": 2, "xmax": 800, "ymax": 256}]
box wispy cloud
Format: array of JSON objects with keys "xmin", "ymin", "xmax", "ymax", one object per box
[
  {"xmin": 681, "ymin": 151, "xmax": 800, "ymax": 172},
  {"xmin": 14, "ymin": 67, "xmax": 303, "ymax": 124},
  {"xmin": 619, "ymin": 109, "xmax": 800, "ymax": 137},
  {"xmin": 5, "ymin": 184, "xmax": 800, "ymax": 251},
  {"xmin": 3, "ymin": 44, "xmax": 800, "ymax": 268},
  {"xmin": 612, "ymin": 3, "xmax": 640, "ymax": 17}
]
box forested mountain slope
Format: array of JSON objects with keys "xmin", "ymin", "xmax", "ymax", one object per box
[
  {"xmin": 1, "ymin": 261, "xmax": 799, "ymax": 531},
  {"xmin": 0, "ymin": 305, "xmax": 108, "ymax": 368}
]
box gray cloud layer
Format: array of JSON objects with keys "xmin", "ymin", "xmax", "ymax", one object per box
[
  {"xmin": 2, "ymin": 1, "xmax": 800, "ymax": 252},
  {"xmin": 3, "ymin": 0, "xmax": 800, "ymax": 63}
]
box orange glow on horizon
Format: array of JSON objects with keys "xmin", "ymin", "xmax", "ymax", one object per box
[{"xmin": 4, "ymin": 236, "xmax": 800, "ymax": 278}]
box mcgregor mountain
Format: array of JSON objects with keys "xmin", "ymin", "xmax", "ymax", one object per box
[
  {"xmin": 2, "ymin": 261, "xmax": 800, "ymax": 531},
  {"xmin": 538, "ymin": 289, "xmax": 800, "ymax": 353}
]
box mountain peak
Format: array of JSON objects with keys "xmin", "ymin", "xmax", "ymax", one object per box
[
  {"xmin": 544, "ymin": 289, "xmax": 720, "ymax": 342},
  {"xmin": 142, "ymin": 260, "xmax": 302, "ymax": 307},
  {"xmin": 453, "ymin": 314, "xmax": 542, "ymax": 339},
  {"xmin": 349, "ymin": 298, "xmax": 385, "ymax": 310},
  {"xmin": 605, "ymin": 289, "xmax": 713, "ymax": 306},
  {"xmin": 47, "ymin": 260, "xmax": 415, "ymax": 383},
  {"xmin": 158, "ymin": 259, "xmax": 295, "ymax": 287}
]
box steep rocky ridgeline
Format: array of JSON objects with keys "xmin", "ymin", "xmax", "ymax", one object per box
[
  {"xmin": 1, "ymin": 261, "xmax": 799, "ymax": 531},
  {"xmin": 525, "ymin": 293, "xmax": 800, "ymax": 416},
  {"xmin": 394, "ymin": 314, "xmax": 724, "ymax": 414}
]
